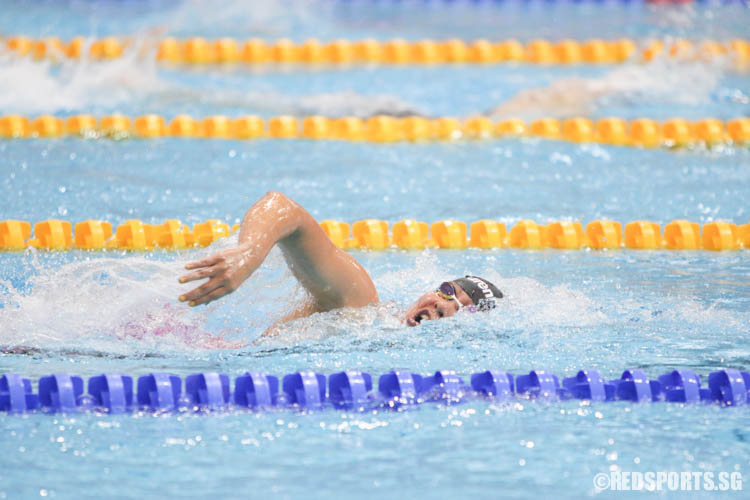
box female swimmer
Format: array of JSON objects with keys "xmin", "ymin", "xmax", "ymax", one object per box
[{"xmin": 178, "ymin": 191, "xmax": 502, "ymax": 327}]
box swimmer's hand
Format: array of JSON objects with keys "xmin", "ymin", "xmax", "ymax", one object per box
[
  {"xmin": 177, "ymin": 190, "xmax": 377, "ymax": 311},
  {"xmin": 178, "ymin": 244, "xmax": 259, "ymax": 306}
]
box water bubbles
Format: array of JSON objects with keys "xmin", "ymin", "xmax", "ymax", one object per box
[
  {"xmin": 580, "ymin": 144, "xmax": 611, "ymax": 162},
  {"xmin": 549, "ymin": 153, "xmax": 572, "ymax": 166}
]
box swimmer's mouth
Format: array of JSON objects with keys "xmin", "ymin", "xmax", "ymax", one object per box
[{"xmin": 407, "ymin": 310, "xmax": 430, "ymax": 327}]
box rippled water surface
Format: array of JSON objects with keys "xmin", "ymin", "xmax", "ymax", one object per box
[{"xmin": 1, "ymin": 1, "xmax": 750, "ymax": 499}]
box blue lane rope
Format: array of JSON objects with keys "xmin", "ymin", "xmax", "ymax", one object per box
[{"xmin": 1, "ymin": 368, "xmax": 748, "ymax": 414}]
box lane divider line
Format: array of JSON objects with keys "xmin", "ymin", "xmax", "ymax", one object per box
[
  {"xmin": 1, "ymin": 114, "xmax": 748, "ymax": 148},
  {"xmin": 1, "ymin": 219, "xmax": 748, "ymax": 251},
  {"xmin": 1, "ymin": 368, "xmax": 747, "ymax": 414},
  {"xmin": 3, "ymin": 36, "xmax": 749, "ymax": 66}
]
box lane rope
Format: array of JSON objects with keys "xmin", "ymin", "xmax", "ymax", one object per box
[
  {"xmin": 1, "ymin": 114, "xmax": 748, "ymax": 148},
  {"xmin": 1, "ymin": 218, "xmax": 748, "ymax": 251},
  {"xmin": 3, "ymin": 36, "xmax": 749, "ymax": 66},
  {"xmin": 1, "ymin": 368, "xmax": 748, "ymax": 414}
]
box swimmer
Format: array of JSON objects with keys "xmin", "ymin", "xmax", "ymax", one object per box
[{"xmin": 178, "ymin": 191, "xmax": 502, "ymax": 328}]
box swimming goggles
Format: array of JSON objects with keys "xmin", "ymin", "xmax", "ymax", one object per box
[
  {"xmin": 436, "ymin": 282, "xmax": 485, "ymax": 313},
  {"xmin": 435, "ymin": 282, "xmax": 462, "ymax": 311}
]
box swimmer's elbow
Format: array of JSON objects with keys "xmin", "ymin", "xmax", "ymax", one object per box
[
  {"xmin": 264, "ymin": 190, "xmax": 302, "ymax": 213},
  {"xmin": 265, "ymin": 190, "xmax": 299, "ymax": 205},
  {"xmin": 259, "ymin": 191, "xmax": 312, "ymax": 240},
  {"xmin": 265, "ymin": 189, "xmax": 285, "ymax": 199}
]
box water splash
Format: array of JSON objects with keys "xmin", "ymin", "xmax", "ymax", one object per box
[
  {"xmin": 0, "ymin": 38, "xmax": 169, "ymax": 115},
  {"xmin": 0, "ymin": 235, "xmax": 298, "ymax": 355},
  {"xmin": 1, "ymin": 253, "xmax": 202, "ymax": 354},
  {"xmin": 259, "ymin": 252, "xmax": 611, "ymax": 349},
  {"xmin": 0, "ymin": 47, "xmax": 421, "ymax": 117},
  {"xmin": 488, "ymin": 57, "xmax": 727, "ymax": 120},
  {"xmin": 1, "ymin": 242, "xmax": 747, "ymax": 364}
]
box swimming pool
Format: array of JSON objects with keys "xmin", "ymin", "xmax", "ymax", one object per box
[{"xmin": 2, "ymin": 1, "xmax": 749, "ymax": 499}]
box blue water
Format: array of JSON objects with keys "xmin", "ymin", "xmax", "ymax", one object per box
[
  {"xmin": 1, "ymin": 139, "xmax": 748, "ymax": 223},
  {"xmin": 2, "ymin": 1, "xmax": 750, "ymax": 499}
]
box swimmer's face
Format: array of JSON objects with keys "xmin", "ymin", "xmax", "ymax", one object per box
[{"xmin": 403, "ymin": 284, "xmax": 472, "ymax": 327}]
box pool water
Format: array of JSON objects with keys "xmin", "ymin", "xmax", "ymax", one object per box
[{"xmin": 1, "ymin": 1, "xmax": 750, "ymax": 499}]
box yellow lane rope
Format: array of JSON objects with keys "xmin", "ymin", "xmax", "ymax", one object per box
[
  {"xmin": 1, "ymin": 219, "xmax": 748, "ymax": 251},
  {"xmin": 3, "ymin": 36, "xmax": 749, "ymax": 66},
  {"xmin": 1, "ymin": 114, "xmax": 748, "ymax": 147}
]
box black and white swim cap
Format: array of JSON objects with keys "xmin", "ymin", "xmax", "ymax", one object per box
[{"xmin": 452, "ymin": 276, "xmax": 503, "ymax": 311}]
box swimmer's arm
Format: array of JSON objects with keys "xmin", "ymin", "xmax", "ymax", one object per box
[{"xmin": 179, "ymin": 191, "xmax": 379, "ymax": 310}]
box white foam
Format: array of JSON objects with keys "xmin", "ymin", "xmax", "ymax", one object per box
[
  {"xmin": 0, "ymin": 235, "xmax": 299, "ymax": 354},
  {"xmin": 0, "ymin": 43, "xmax": 421, "ymax": 117},
  {"xmin": 261, "ymin": 252, "xmax": 612, "ymax": 348},
  {"xmin": 489, "ymin": 57, "xmax": 726, "ymax": 120},
  {"xmin": 0, "ymin": 39, "xmax": 168, "ymax": 115},
  {"xmin": 2, "ymin": 243, "xmax": 746, "ymax": 356}
]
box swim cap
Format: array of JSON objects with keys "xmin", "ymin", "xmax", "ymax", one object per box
[{"xmin": 452, "ymin": 276, "xmax": 503, "ymax": 311}]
